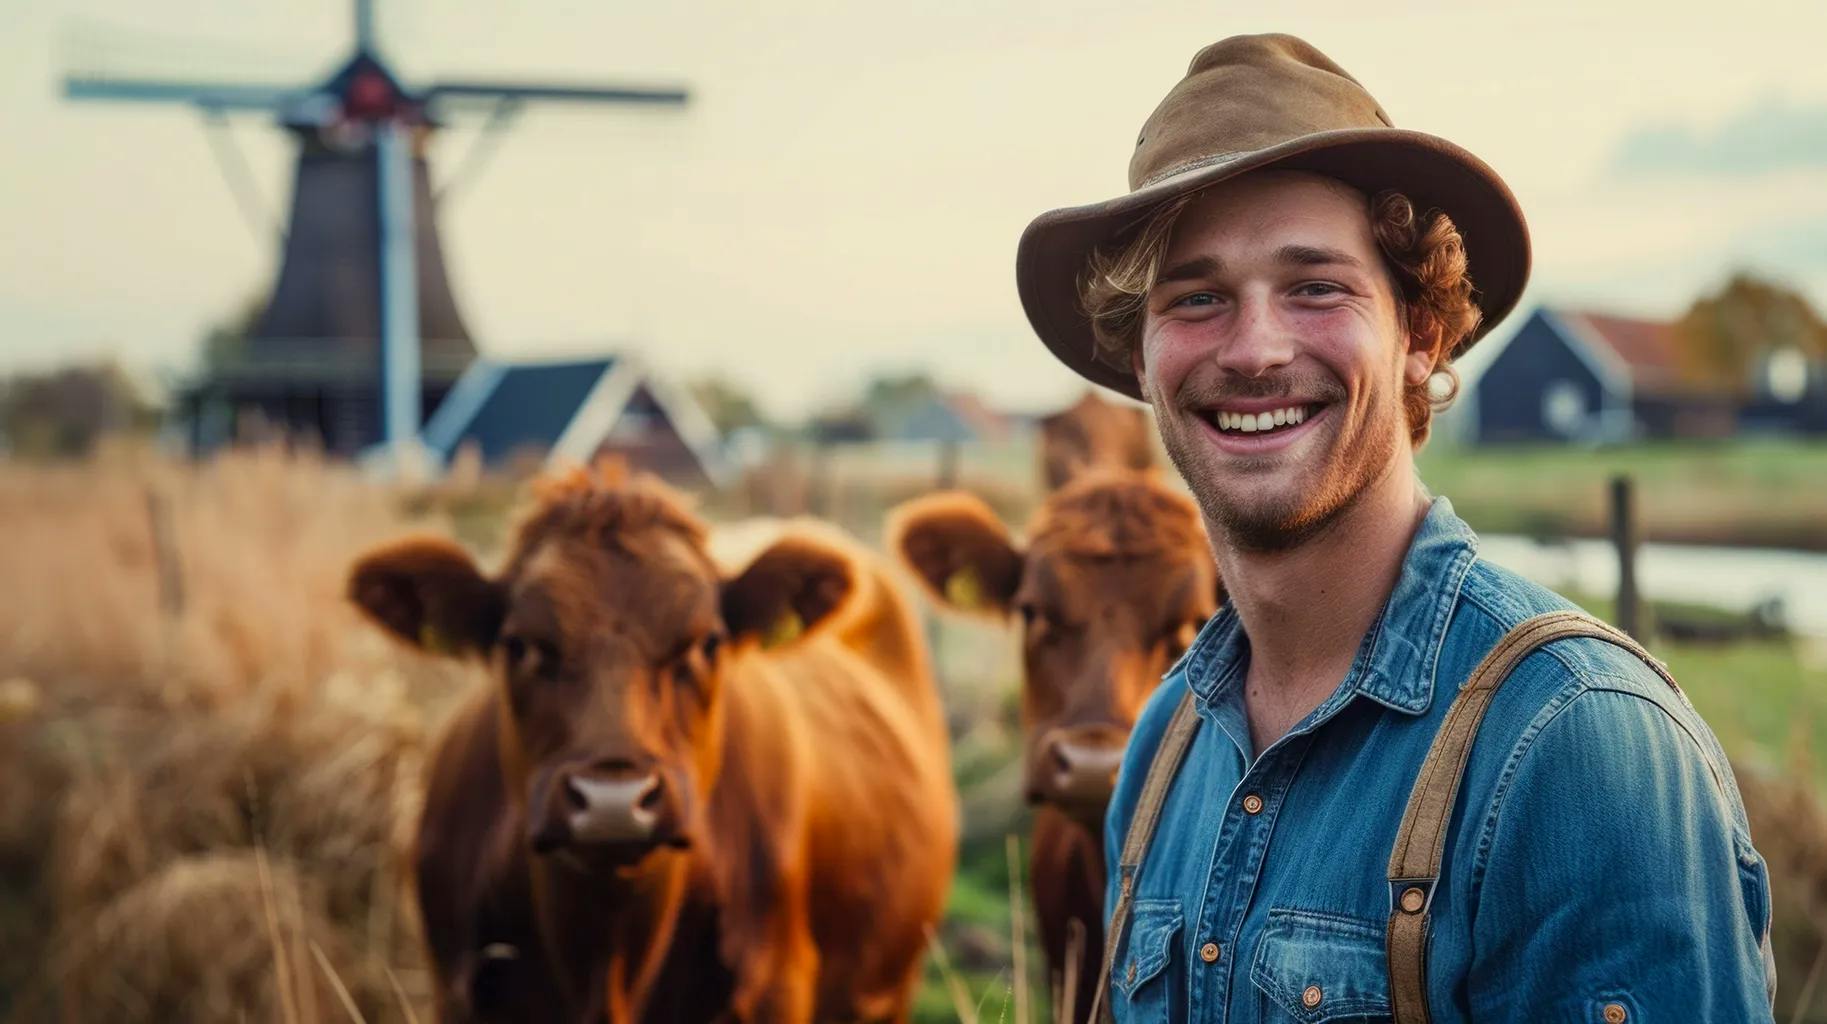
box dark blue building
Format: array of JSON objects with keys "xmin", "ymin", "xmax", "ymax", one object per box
[
  {"xmin": 1470, "ymin": 308, "xmax": 1739, "ymax": 444},
  {"xmin": 420, "ymin": 355, "xmax": 726, "ymax": 486}
]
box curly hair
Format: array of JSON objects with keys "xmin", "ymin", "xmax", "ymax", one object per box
[{"xmin": 1078, "ymin": 186, "xmax": 1481, "ymax": 446}]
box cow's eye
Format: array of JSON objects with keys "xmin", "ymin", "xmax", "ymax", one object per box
[
  {"xmin": 1017, "ymin": 602, "xmax": 1057, "ymax": 643},
  {"xmin": 700, "ymin": 633, "xmax": 723, "ymax": 665},
  {"xmin": 501, "ymin": 635, "xmax": 555, "ymax": 679},
  {"xmin": 1017, "ymin": 602, "xmax": 1040, "ymax": 629}
]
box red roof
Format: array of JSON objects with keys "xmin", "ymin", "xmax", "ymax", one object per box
[
  {"xmin": 944, "ymin": 392, "xmax": 1013, "ymax": 442},
  {"xmin": 1556, "ymin": 310, "xmax": 1689, "ymax": 392}
]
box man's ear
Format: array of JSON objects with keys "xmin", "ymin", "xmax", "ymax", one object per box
[
  {"xmin": 347, "ymin": 536, "xmax": 504, "ymax": 658},
  {"xmin": 885, "ymin": 491, "xmax": 1023, "ymax": 617},
  {"xmin": 1403, "ymin": 345, "xmax": 1437, "ymax": 388},
  {"xmin": 1130, "ymin": 342, "xmax": 1153, "ymax": 403},
  {"xmin": 721, "ymin": 535, "xmax": 855, "ymax": 649}
]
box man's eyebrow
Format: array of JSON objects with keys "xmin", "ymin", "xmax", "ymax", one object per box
[
  {"xmin": 1275, "ymin": 244, "xmax": 1365, "ymax": 269},
  {"xmin": 1152, "ymin": 256, "xmax": 1221, "ymax": 288}
]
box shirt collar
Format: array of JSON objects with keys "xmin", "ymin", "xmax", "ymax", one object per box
[{"xmin": 1183, "ymin": 496, "xmax": 1479, "ymax": 718}]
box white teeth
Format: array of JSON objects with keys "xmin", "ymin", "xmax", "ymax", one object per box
[{"xmin": 1211, "ymin": 404, "xmax": 1311, "ymax": 434}]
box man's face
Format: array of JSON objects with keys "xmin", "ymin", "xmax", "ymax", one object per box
[{"xmin": 1132, "ymin": 171, "xmax": 1431, "ymax": 551}]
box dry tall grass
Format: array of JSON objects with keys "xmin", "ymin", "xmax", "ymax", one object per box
[{"xmin": 0, "ymin": 444, "xmax": 474, "ymax": 1023}]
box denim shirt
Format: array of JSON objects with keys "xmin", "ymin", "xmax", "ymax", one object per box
[{"xmin": 1103, "ymin": 498, "xmax": 1776, "ymax": 1023}]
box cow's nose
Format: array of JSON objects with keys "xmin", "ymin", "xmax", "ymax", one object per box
[
  {"xmin": 1036, "ymin": 733, "xmax": 1125, "ymax": 808},
  {"xmin": 563, "ymin": 771, "xmax": 665, "ymax": 845}
]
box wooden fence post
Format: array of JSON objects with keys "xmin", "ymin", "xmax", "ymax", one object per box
[
  {"xmin": 936, "ymin": 438, "xmax": 960, "ymax": 490},
  {"xmin": 1610, "ymin": 474, "xmax": 1641, "ymax": 639}
]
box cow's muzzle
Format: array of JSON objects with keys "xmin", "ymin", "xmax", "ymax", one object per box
[
  {"xmin": 529, "ymin": 765, "xmax": 687, "ymax": 861},
  {"xmin": 1027, "ymin": 726, "xmax": 1127, "ymax": 823}
]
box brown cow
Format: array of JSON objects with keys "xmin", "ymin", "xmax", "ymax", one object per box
[
  {"xmin": 1036, "ymin": 392, "xmax": 1156, "ymax": 491},
  {"xmin": 888, "ymin": 470, "xmax": 1217, "ymax": 1023},
  {"xmin": 350, "ymin": 465, "xmax": 957, "ymax": 1022}
]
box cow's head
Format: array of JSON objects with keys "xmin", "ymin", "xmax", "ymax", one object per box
[
  {"xmin": 349, "ymin": 467, "xmax": 854, "ymax": 873},
  {"xmin": 890, "ymin": 472, "xmax": 1217, "ymax": 828},
  {"xmin": 1037, "ymin": 392, "xmax": 1156, "ymax": 491}
]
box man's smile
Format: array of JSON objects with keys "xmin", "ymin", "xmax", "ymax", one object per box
[{"xmin": 1192, "ymin": 399, "xmax": 1331, "ymax": 454}]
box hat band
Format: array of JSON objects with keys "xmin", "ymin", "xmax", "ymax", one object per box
[{"xmin": 1136, "ymin": 149, "xmax": 1246, "ymax": 189}]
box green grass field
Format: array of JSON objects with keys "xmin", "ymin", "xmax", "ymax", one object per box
[{"xmin": 1417, "ymin": 438, "xmax": 1827, "ymax": 549}]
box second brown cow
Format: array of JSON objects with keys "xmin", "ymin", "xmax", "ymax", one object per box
[
  {"xmin": 889, "ymin": 470, "xmax": 1217, "ymax": 1022},
  {"xmin": 351, "ymin": 465, "xmax": 957, "ymax": 1022}
]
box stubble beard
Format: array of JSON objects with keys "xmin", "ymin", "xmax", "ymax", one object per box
[{"xmin": 1153, "ymin": 374, "xmax": 1405, "ymax": 554}]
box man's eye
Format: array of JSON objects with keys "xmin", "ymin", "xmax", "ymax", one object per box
[
  {"xmin": 1173, "ymin": 291, "xmax": 1219, "ymax": 307},
  {"xmin": 1293, "ymin": 281, "xmax": 1343, "ymax": 297}
]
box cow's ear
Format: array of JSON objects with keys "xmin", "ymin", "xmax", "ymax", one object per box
[
  {"xmin": 347, "ymin": 537, "xmax": 504, "ymax": 658},
  {"xmin": 721, "ymin": 536, "xmax": 855, "ymax": 649},
  {"xmin": 886, "ymin": 491, "xmax": 1023, "ymax": 617}
]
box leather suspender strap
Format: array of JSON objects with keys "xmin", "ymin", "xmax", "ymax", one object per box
[
  {"xmin": 1090, "ymin": 688, "xmax": 1202, "ymax": 1024},
  {"xmin": 1386, "ymin": 610, "xmax": 1677, "ymax": 1024}
]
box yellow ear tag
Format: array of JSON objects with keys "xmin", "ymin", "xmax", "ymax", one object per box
[
  {"xmin": 763, "ymin": 609, "xmax": 804, "ymax": 649},
  {"xmin": 418, "ymin": 622, "xmax": 452, "ymax": 655},
  {"xmin": 944, "ymin": 567, "xmax": 984, "ymax": 610}
]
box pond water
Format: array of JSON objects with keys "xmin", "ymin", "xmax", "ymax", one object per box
[{"xmin": 1479, "ymin": 534, "xmax": 1827, "ymax": 640}]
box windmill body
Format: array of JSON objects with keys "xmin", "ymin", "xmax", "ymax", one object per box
[{"xmin": 65, "ymin": 3, "xmax": 687, "ymax": 461}]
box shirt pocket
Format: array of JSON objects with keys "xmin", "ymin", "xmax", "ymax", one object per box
[
  {"xmin": 1736, "ymin": 833, "xmax": 1777, "ymax": 1002},
  {"xmin": 1112, "ymin": 898, "xmax": 1182, "ymax": 1023},
  {"xmin": 1250, "ymin": 907, "xmax": 1393, "ymax": 1023}
]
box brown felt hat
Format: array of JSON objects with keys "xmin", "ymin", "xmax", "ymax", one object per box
[{"xmin": 1017, "ymin": 33, "xmax": 1531, "ymax": 400}]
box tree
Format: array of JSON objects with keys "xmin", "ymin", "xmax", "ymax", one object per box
[
  {"xmin": 0, "ymin": 361, "xmax": 158, "ymax": 458},
  {"xmin": 1675, "ymin": 273, "xmax": 1827, "ymax": 394},
  {"xmin": 862, "ymin": 371, "xmax": 941, "ymax": 413},
  {"xmin": 687, "ymin": 375, "xmax": 768, "ymax": 435},
  {"xmin": 200, "ymin": 294, "xmax": 267, "ymax": 374}
]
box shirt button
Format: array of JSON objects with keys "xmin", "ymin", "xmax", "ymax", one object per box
[
  {"xmin": 1126, "ymin": 961, "xmax": 1136, "ymax": 984},
  {"xmin": 1603, "ymin": 1004, "xmax": 1627, "ymax": 1024},
  {"xmin": 1302, "ymin": 984, "xmax": 1323, "ymax": 1008},
  {"xmin": 1242, "ymin": 793, "xmax": 1264, "ymax": 814},
  {"xmin": 1199, "ymin": 941, "xmax": 1220, "ymax": 963}
]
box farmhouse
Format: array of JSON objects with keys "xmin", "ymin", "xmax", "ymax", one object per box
[
  {"xmin": 1471, "ymin": 307, "xmax": 1739, "ymax": 444},
  {"xmin": 420, "ymin": 354, "xmax": 727, "ymax": 486}
]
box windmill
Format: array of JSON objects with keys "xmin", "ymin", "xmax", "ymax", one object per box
[{"xmin": 65, "ymin": 0, "xmax": 688, "ymax": 466}]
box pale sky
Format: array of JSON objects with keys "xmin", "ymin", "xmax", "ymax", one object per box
[{"xmin": 6, "ymin": 0, "xmax": 1827, "ymax": 418}]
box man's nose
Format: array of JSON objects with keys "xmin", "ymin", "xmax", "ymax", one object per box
[{"xmin": 1212, "ymin": 291, "xmax": 1296, "ymax": 379}]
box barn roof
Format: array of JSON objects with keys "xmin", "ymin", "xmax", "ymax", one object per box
[
  {"xmin": 1552, "ymin": 310, "xmax": 1688, "ymax": 392},
  {"xmin": 420, "ymin": 354, "xmax": 726, "ymax": 483}
]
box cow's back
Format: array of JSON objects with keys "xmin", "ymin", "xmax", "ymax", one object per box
[{"xmin": 715, "ymin": 533, "xmax": 957, "ymax": 1019}]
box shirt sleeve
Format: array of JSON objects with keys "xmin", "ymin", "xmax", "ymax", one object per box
[{"xmin": 1466, "ymin": 684, "xmax": 1775, "ymax": 1023}]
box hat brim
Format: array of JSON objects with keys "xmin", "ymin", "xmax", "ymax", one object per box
[{"xmin": 1016, "ymin": 127, "xmax": 1531, "ymax": 401}]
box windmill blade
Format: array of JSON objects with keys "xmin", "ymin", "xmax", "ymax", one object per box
[
  {"xmin": 64, "ymin": 74, "xmax": 307, "ymax": 112},
  {"xmin": 425, "ymin": 79, "xmax": 689, "ymax": 112}
]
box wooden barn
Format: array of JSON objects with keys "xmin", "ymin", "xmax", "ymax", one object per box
[
  {"xmin": 419, "ymin": 355, "xmax": 726, "ymax": 487},
  {"xmin": 1469, "ymin": 307, "xmax": 1739, "ymax": 444}
]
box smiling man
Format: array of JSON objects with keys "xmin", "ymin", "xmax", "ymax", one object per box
[{"xmin": 1016, "ymin": 34, "xmax": 1776, "ymax": 1023}]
